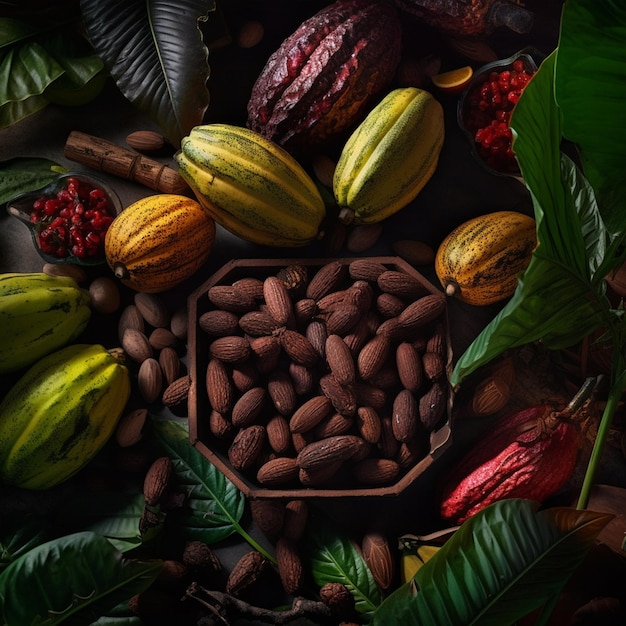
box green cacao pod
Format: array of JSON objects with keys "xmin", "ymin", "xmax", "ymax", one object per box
[
  {"xmin": 247, "ymin": 0, "xmax": 402, "ymax": 150},
  {"xmin": 0, "ymin": 272, "xmax": 91, "ymax": 374},
  {"xmin": 0, "ymin": 343, "xmax": 131, "ymax": 489}
]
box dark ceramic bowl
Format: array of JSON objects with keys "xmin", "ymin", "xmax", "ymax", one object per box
[
  {"xmin": 457, "ymin": 49, "xmax": 540, "ymax": 177},
  {"xmin": 6, "ymin": 171, "xmax": 122, "ymax": 266}
]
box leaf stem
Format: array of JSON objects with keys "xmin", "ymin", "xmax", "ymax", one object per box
[
  {"xmin": 232, "ymin": 523, "xmax": 277, "ymax": 565},
  {"xmin": 576, "ymin": 374, "xmax": 624, "ymax": 510}
]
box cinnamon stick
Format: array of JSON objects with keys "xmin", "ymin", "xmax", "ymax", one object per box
[{"xmin": 64, "ymin": 130, "xmax": 189, "ymax": 194}]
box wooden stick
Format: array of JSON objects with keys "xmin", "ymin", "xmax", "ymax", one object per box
[{"xmin": 64, "ymin": 130, "xmax": 189, "ymax": 195}]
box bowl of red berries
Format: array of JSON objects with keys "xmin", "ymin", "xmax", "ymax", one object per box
[
  {"xmin": 6, "ymin": 171, "xmax": 123, "ymax": 266},
  {"xmin": 458, "ymin": 49, "xmax": 539, "ymax": 177}
]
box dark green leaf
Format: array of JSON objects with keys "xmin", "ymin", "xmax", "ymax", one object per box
[
  {"xmin": 304, "ymin": 512, "xmax": 381, "ymax": 619},
  {"xmin": 80, "ymin": 0, "xmax": 215, "ymax": 147},
  {"xmin": 149, "ymin": 418, "xmax": 245, "ymax": 544},
  {"xmin": 0, "ymin": 512, "xmax": 49, "ymax": 574},
  {"xmin": 371, "ymin": 500, "xmax": 612, "ymax": 625},
  {"xmin": 0, "ymin": 531, "xmax": 161, "ymax": 626},
  {"xmin": 0, "ymin": 156, "xmax": 62, "ymax": 204}
]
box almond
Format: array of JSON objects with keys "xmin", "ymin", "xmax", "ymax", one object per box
[
  {"xmin": 319, "ymin": 582, "xmax": 355, "ymax": 619},
  {"xmin": 228, "ymin": 424, "xmax": 266, "ymax": 471},
  {"xmin": 348, "ymin": 258, "xmax": 388, "ymax": 282},
  {"xmin": 159, "ymin": 346, "xmax": 181, "ymax": 385},
  {"xmin": 376, "ymin": 292, "xmax": 406, "ymax": 318},
  {"xmin": 299, "ymin": 460, "xmax": 342, "ymax": 486},
  {"xmin": 209, "ymin": 335, "xmax": 251, "ymax": 363},
  {"xmin": 377, "ymin": 416, "xmax": 400, "ymax": 458},
  {"xmin": 118, "ymin": 304, "xmax": 145, "ymax": 343},
  {"xmin": 135, "ymin": 292, "xmax": 170, "ymax": 328},
  {"xmin": 199, "ymin": 310, "xmax": 240, "ymax": 337},
  {"xmin": 116, "ymin": 408, "xmax": 148, "ymax": 447},
  {"xmin": 275, "ymin": 537, "xmax": 303, "ymax": 595},
  {"xmin": 249, "ymin": 335, "xmax": 282, "ymax": 373},
  {"xmin": 276, "ymin": 264, "xmax": 309, "ymax": 295},
  {"xmin": 361, "ymin": 532, "xmax": 394, "ymax": 590},
  {"xmin": 425, "ymin": 321, "xmax": 446, "ymax": 355},
  {"xmin": 391, "ymin": 239, "xmax": 435, "ymax": 266},
  {"xmin": 351, "ymin": 458, "xmax": 400, "ymax": 485},
  {"xmin": 263, "ymin": 275, "xmax": 294, "ymax": 327},
  {"xmin": 256, "ymin": 456, "xmax": 300, "ymax": 486},
  {"xmin": 319, "ymin": 373, "xmax": 357, "ymax": 417},
  {"xmin": 357, "ymin": 333, "xmax": 391, "ymax": 380},
  {"xmin": 306, "ymin": 260, "xmax": 347, "ymax": 300},
  {"xmin": 267, "ymin": 370, "xmax": 297, "ymax": 416},
  {"xmin": 396, "ymin": 439, "xmax": 425, "ymax": 470},
  {"xmin": 471, "ymin": 375, "xmax": 510, "ymax": 417},
  {"xmin": 206, "ymin": 358, "xmax": 234, "ymax": 414},
  {"xmin": 42, "ymin": 261, "xmax": 88, "ymax": 283},
  {"xmin": 288, "ymin": 362, "xmax": 316, "ymax": 396},
  {"xmin": 279, "ymin": 329, "xmax": 319, "ymax": 367},
  {"xmin": 122, "ymin": 327, "xmax": 153, "ymax": 363},
  {"xmin": 88, "ymin": 276, "xmax": 120, "ymax": 314},
  {"xmin": 377, "ymin": 269, "xmax": 429, "ymax": 300},
  {"xmin": 266, "ymin": 414, "xmax": 292, "ymax": 454},
  {"xmin": 289, "ymin": 395, "xmax": 334, "ymax": 434},
  {"xmin": 356, "ymin": 406, "xmax": 382, "ymax": 444},
  {"xmin": 148, "ymin": 327, "xmax": 178, "ymax": 350},
  {"xmin": 419, "ymin": 381, "xmax": 447, "ymax": 431},
  {"xmin": 305, "ymin": 319, "xmax": 328, "ymax": 359},
  {"xmin": 162, "ymin": 375, "xmax": 190, "ymax": 407},
  {"xmin": 346, "ymin": 222, "xmax": 384, "ymax": 253},
  {"xmin": 353, "ymin": 382, "xmax": 387, "ymax": 411},
  {"xmin": 232, "ymin": 362, "xmax": 259, "ymax": 392},
  {"xmin": 325, "ymin": 304, "xmax": 361, "ymax": 335},
  {"xmin": 397, "ymin": 293, "xmax": 446, "ymax": 332},
  {"xmin": 208, "ymin": 285, "xmax": 256, "ymax": 312},
  {"xmin": 209, "ymin": 409, "xmax": 233, "ymax": 439},
  {"xmin": 239, "ymin": 310, "xmax": 282, "ymax": 336},
  {"xmin": 392, "ymin": 388, "xmax": 419, "ymax": 443},
  {"xmin": 293, "ymin": 297, "xmax": 317, "ymax": 326},
  {"xmin": 170, "ymin": 305, "xmax": 188, "ymax": 340},
  {"xmin": 232, "ymin": 277, "xmax": 264, "ymax": 300},
  {"xmin": 396, "ymin": 342, "xmax": 423, "ymax": 393},
  {"xmin": 296, "ymin": 435, "xmax": 363, "ymax": 470},
  {"xmin": 126, "ymin": 129, "xmax": 165, "ymax": 152},
  {"xmin": 422, "ymin": 350, "xmax": 445, "ymax": 382},
  {"xmin": 325, "ymin": 334, "xmax": 356, "ymax": 385},
  {"xmin": 249, "ymin": 499, "xmax": 285, "ymax": 537},
  {"xmin": 314, "ymin": 412, "xmax": 354, "ymax": 438},
  {"xmin": 226, "ymin": 550, "xmax": 269, "ymax": 596},
  {"xmin": 138, "ymin": 357, "xmax": 163, "ymax": 404},
  {"xmin": 231, "ymin": 386, "xmax": 266, "ymax": 427},
  {"xmin": 282, "ymin": 499, "xmax": 308, "ymax": 541},
  {"xmin": 143, "ymin": 456, "xmax": 173, "ymax": 506}
]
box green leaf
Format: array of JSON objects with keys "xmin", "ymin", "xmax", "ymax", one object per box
[
  {"xmin": 371, "ymin": 499, "xmax": 612, "ymax": 625},
  {"xmin": 0, "ymin": 512, "xmax": 49, "ymax": 575},
  {"xmin": 80, "ymin": 0, "xmax": 214, "ymax": 147},
  {"xmin": 149, "ymin": 419, "xmax": 245, "ymax": 544},
  {"xmin": 0, "ymin": 531, "xmax": 161, "ymax": 626},
  {"xmin": 0, "ymin": 156, "xmax": 62, "ymax": 204},
  {"xmin": 304, "ymin": 512, "xmax": 381, "ymax": 619},
  {"xmin": 555, "ymin": 0, "xmax": 626, "ymax": 234}
]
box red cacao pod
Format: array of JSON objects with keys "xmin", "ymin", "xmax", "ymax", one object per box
[
  {"xmin": 438, "ymin": 404, "xmax": 580, "ymax": 524},
  {"xmin": 247, "ymin": 0, "xmax": 402, "ymax": 150}
]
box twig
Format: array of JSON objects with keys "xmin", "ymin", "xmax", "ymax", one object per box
[{"xmin": 185, "ymin": 582, "xmax": 335, "ymax": 625}]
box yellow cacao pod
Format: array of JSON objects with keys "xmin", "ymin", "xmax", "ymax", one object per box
[
  {"xmin": 333, "ymin": 87, "xmax": 444, "ymax": 225},
  {"xmin": 435, "ymin": 210, "xmax": 536, "ymax": 306},
  {"xmin": 104, "ymin": 194, "xmax": 215, "ymax": 293},
  {"xmin": 175, "ymin": 124, "xmax": 326, "ymax": 247}
]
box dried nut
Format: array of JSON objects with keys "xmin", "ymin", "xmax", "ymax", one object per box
[
  {"xmin": 306, "ymin": 260, "xmax": 346, "ymax": 300},
  {"xmin": 118, "ymin": 304, "xmax": 145, "ymax": 343},
  {"xmin": 115, "ymin": 408, "xmax": 148, "ymax": 447},
  {"xmin": 208, "ymin": 285, "xmax": 256, "ymax": 312},
  {"xmin": 356, "ymin": 406, "xmax": 382, "ymax": 444},
  {"xmin": 122, "ymin": 327, "xmax": 153, "ymax": 363},
  {"xmin": 209, "ymin": 409, "xmax": 233, "ymax": 439},
  {"xmin": 231, "ymin": 386, "xmax": 266, "ymax": 427},
  {"xmin": 357, "ymin": 333, "xmax": 391, "ymax": 380},
  {"xmin": 289, "ymin": 395, "xmax": 334, "ymax": 434},
  {"xmin": 346, "ymin": 222, "xmax": 384, "ymax": 253},
  {"xmin": 135, "ymin": 292, "xmax": 170, "ymax": 328},
  {"xmin": 162, "ymin": 375, "xmax": 190, "ymax": 407},
  {"xmin": 42, "ymin": 262, "xmax": 88, "ymax": 283},
  {"xmin": 422, "ymin": 350, "xmax": 445, "ymax": 381},
  {"xmin": 249, "ymin": 499, "xmax": 285, "ymax": 537},
  {"xmin": 419, "ymin": 381, "xmax": 447, "ymax": 431},
  {"xmin": 182, "ymin": 540, "xmax": 223, "ymax": 574},
  {"xmin": 158, "ymin": 346, "xmax": 180, "ymax": 385},
  {"xmin": 250, "ymin": 335, "xmax": 282, "ymax": 373},
  {"xmin": 239, "ymin": 310, "xmax": 282, "ymax": 336},
  {"xmin": 126, "ymin": 130, "xmax": 165, "ymax": 152},
  {"xmin": 323, "ymin": 219, "xmax": 348, "ymax": 255},
  {"xmin": 377, "ymin": 269, "xmax": 428, "ymax": 300},
  {"xmin": 279, "ymin": 329, "xmax": 319, "ymax": 367},
  {"xmin": 155, "ymin": 560, "xmax": 189, "ymax": 588},
  {"xmin": 209, "ymin": 335, "xmax": 251, "ymax": 363},
  {"xmin": 236, "ymin": 20, "xmax": 264, "ymax": 48},
  {"xmin": 325, "ymin": 334, "xmax": 356, "ymax": 385},
  {"xmin": 376, "ymin": 292, "xmax": 406, "ymax": 318},
  {"xmin": 267, "ymin": 370, "xmax": 297, "ymax": 416},
  {"xmin": 319, "ymin": 373, "xmax": 357, "ymax": 417},
  {"xmin": 226, "ymin": 550, "xmax": 269, "ymax": 596},
  {"xmin": 228, "ymin": 425, "xmax": 266, "ymax": 471},
  {"xmin": 256, "ymin": 456, "xmax": 300, "ymax": 486},
  {"xmin": 199, "ymin": 309, "xmax": 240, "ymax": 337},
  {"xmin": 138, "ymin": 357, "xmax": 163, "ymax": 404},
  {"xmin": 299, "ymin": 460, "xmax": 342, "ymax": 486},
  {"xmin": 296, "ymin": 435, "xmax": 363, "ymax": 470},
  {"xmin": 88, "ymin": 276, "xmax": 121, "ymax": 314},
  {"xmin": 282, "ymin": 499, "xmax": 308, "ymax": 542},
  {"xmin": 319, "ymin": 582, "xmax": 356, "ymax": 619},
  {"xmin": 348, "ymin": 258, "xmax": 388, "ymax": 282},
  {"xmin": 325, "ymin": 304, "xmax": 361, "ymax": 335},
  {"xmin": 392, "ymin": 388, "xmax": 418, "ymax": 442},
  {"xmin": 288, "ymin": 362, "xmax": 316, "ymax": 396},
  {"xmin": 146, "ymin": 328, "xmax": 175, "ymax": 351},
  {"xmin": 143, "ymin": 456, "xmax": 173, "ymax": 506},
  {"xmin": 206, "ymin": 358, "xmax": 234, "ymax": 414},
  {"xmin": 396, "ymin": 342, "xmax": 423, "ymax": 393},
  {"xmin": 170, "ymin": 305, "xmax": 188, "ymax": 340},
  {"xmin": 314, "ymin": 412, "xmax": 354, "ymax": 438},
  {"xmin": 361, "ymin": 532, "xmax": 394, "ymax": 590},
  {"xmin": 351, "ymin": 458, "xmax": 400, "ymax": 485},
  {"xmin": 266, "ymin": 414, "xmax": 292, "ymax": 454},
  {"xmin": 471, "ymin": 375, "xmax": 511, "ymax": 417},
  {"xmin": 263, "ymin": 275, "xmax": 294, "ymax": 326},
  {"xmin": 397, "ymin": 294, "xmax": 447, "ymax": 332},
  {"xmin": 275, "ymin": 537, "xmax": 303, "ymax": 596},
  {"xmin": 391, "ymin": 239, "xmax": 435, "ymax": 266}
]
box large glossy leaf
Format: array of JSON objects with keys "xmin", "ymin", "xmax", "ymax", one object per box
[
  {"xmin": 0, "ymin": 531, "xmax": 161, "ymax": 626},
  {"xmin": 149, "ymin": 418, "xmax": 245, "ymax": 544},
  {"xmin": 450, "ymin": 51, "xmax": 613, "ymax": 385},
  {"xmin": 371, "ymin": 499, "xmax": 612, "ymax": 625},
  {"xmin": 555, "ymin": 0, "xmax": 626, "ymax": 234},
  {"xmin": 0, "ymin": 512, "xmax": 48, "ymax": 575},
  {"xmin": 80, "ymin": 0, "xmax": 214, "ymax": 147},
  {"xmin": 304, "ymin": 512, "xmax": 381, "ymax": 620}
]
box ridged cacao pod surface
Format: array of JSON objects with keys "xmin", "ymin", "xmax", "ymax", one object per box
[
  {"xmin": 247, "ymin": 0, "xmax": 402, "ymax": 150},
  {"xmin": 438, "ymin": 404, "xmax": 580, "ymax": 524}
]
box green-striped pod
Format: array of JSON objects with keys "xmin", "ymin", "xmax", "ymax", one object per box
[
  {"xmin": 175, "ymin": 124, "xmax": 326, "ymax": 247},
  {"xmin": 0, "ymin": 272, "xmax": 91, "ymax": 374},
  {"xmin": 0, "ymin": 343, "xmax": 131, "ymax": 489},
  {"xmin": 333, "ymin": 87, "xmax": 445, "ymax": 224}
]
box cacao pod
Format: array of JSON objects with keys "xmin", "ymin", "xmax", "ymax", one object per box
[{"xmin": 247, "ymin": 0, "xmax": 402, "ymax": 150}]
